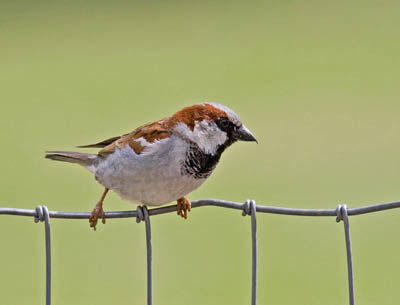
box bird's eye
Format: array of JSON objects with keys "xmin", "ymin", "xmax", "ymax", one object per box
[{"xmin": 217, "ymin": 118, "xmax": 231, "ymax": 131}]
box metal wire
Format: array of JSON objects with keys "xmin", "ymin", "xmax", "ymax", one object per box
[
  {"xmin": 143, "ymin": 206, "xmax": 153, "ymax": 305},
  {"xmin": 33, "ymin": 205, "xmax": 51, "ymax": 305},
  {"xmin": 2, "ymin": 198, "xmax": 400, "ymax": 305},
  {"xmin": 336, "ymin": 204, "xmax": 354, "ymax": 305},
  {"xmin": 242, "ymin": 200, "xmax": 258, "ymax": 305}
]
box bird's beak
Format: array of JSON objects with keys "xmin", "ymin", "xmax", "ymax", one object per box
[{"xmin": 234, "ymin": 125, "xmax": 258, "ymax": 143}]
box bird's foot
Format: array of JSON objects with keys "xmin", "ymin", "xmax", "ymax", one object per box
[
  {"xmin": 89, "ymin": 188, "xmax": 109, "ymax": 230},
  {"xmin": 177, "ymin": 197, "xmax": 191, "ymax": 219},
  {"xmin": 89, "ymin": 201, "xmax": 106, "ymax": 230}
]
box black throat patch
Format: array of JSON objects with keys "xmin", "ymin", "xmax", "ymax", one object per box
[{"xmin": 181, "ymin": 139, "xmax": 235, "ymax": 179}]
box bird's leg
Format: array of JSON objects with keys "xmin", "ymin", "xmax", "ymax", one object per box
[
  {"xmin": 177, "ymin": 197, "xmax": 191, "ymax": 219},
  {"xmin": 89, "ymin": 188, "xmax": 109, "ymax": 230}
]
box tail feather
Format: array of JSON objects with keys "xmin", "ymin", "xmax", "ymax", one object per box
[{"xmin": 45, "ymin": 151, "xmax": 98, "ymax": 172}]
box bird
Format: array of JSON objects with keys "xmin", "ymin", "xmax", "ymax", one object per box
[{"xmin": 45, "ymin": 102, "xmax": 257, "ymax": 229}]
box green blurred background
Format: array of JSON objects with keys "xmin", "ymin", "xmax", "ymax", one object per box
[{"xmin": 1, "ymin": 1, "xmax": 400, "ymax": 304}]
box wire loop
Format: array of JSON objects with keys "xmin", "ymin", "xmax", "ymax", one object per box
[
  {"xmin": 242, "ymin": 199, "xmax": 252, "ymax": 216},
  {"xmin": 336, "ymin": 204, "xmax": 348, "ymax": 223},
  {"xmin": 34, "ymin": 205, "xmax": 49, "ymax": 223},
  {"xmin": 136, "ymin": 206, "xmax": 145, "ymax": 223}
]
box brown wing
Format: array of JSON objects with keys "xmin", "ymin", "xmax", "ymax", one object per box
[{"xmin": 98, "ymin": 119, "xmax": 171, "ymax": 157}]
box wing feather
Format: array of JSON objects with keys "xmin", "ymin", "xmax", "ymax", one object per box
[
  {"xmin": 77, "ymin": 135, "xmax": 127, "ymax": 148},
  {"xmin": 97, "ymin": 119, "xmax": 171, "ymax": 157}
]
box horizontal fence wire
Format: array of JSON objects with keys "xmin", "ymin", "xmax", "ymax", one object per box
[{"xmin": 2, "ymin": 198, "xmax": 400, "ymax": 305}]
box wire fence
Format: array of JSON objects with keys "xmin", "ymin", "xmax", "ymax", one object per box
[{"xmin": 2, "ymin": 198, "xmax": 400, "ymax": 305}]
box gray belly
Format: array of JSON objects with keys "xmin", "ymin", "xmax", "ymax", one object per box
[{"xmin": 94, "ymin": 141, "xmax": 206, "ymax": 206}]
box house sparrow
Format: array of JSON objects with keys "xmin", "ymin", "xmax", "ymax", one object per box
[{"xmin": 46, "ymin": 102, "xmax": 257, "ymax": 229}]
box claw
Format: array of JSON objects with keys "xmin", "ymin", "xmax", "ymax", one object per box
[
  {"xmin": 177, "ymin": 197, "xmax": 191, "ymax": 219},
  {"xmin": 89, "ymin": 205, "xmax": 105, "ymax": 229}
]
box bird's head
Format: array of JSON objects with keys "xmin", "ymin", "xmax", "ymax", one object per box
[{"xmin": 170, "ymin": 102, "xmax": 257, "ymax": 155}]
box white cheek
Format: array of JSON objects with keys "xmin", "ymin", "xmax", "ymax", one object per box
[{"xmin": 174, "ymin": 121, "xmax": 227, "ymax": 154}]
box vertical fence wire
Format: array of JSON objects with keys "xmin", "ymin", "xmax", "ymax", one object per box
[
  {"xmin": 136, "ymin": 205, "xmax": 153, "ymax": 305},
  {"xmin": 34, "ymin": 205, "xmax": 51, "ymax": 305},
  {"xmin": 250, "ymin": 200, "xmax": 258, "ymax": 305},
  {"xmin": 336, "ymin": 204, "xmax": 355, "ymax": 305},
  {"xmin": 143, "ymin": 206, "xmax": 153, "ymax": 305},
  {"xmin": 242, "ymin": 200, "xmax": 258, "ymax": 305}
]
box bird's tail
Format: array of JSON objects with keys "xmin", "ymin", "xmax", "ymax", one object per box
[{"xmin": 45, "ymin": 151, "xmax": 98, "ymax": 173}]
